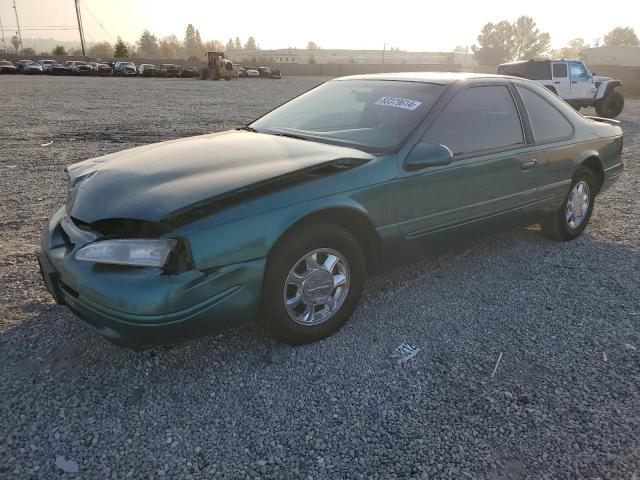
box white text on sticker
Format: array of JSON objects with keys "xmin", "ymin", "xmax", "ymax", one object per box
[{"xmin": 375, "ymin": 97, "xmax": 423, "ymax": 111}]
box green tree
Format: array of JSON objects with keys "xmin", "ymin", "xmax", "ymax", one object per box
[
  {"xmin": 70, "ymin": 48, "xmax": 84, "ymax": 56},
  {"xmin": 159, "ymin": 35, "xmax": 178, "ymax": 58},
  {"xmin": 603, "ymin": 27, "xmax": 639, "ymax": 46},
  {"xmin": 307, "ymin": 41, "xmax": 319, "ymax": 50},
  {"xmin": 234, "ymin": 37, "xmax": 242, "ymax": 50},
  {"xmin": 184, "ymin": 24, "xmax": 203, "ymax": 58},
  {"xmin": 137, "ymin": 30, "xmax": 160, "ymax": 57},
  {"xmin": 52, "ymin": 45, "xmax": 68, "ymax": 55},
  {"xmin": 511, "ymin": 16, "xmax": 550, "ymax": 59},
  {"xmin": 113, "ymin": 37, "xmax": 130, "ymax": 58},
  {"xmin": 88, "ymin": 41, "xmax": 113, "ymax": 58},
  {"xmin": 226, "ymin": 38, "xmax": 235, "ymax": 51},
  {"xmin": 203, "ymin": 39, "xmax": 224, "ymax": 52},
  {"xmin": 244, "ymin": 36, "xmax": 258, "ymax": 50},
  {"xmin": 472, "ymin": 21, "xmax": 514, "ymax": 66},
  {"xmin": 11, "ymin": 34, "xmax": 20, "ymax": 52},
  {"xmin": 559, "ymin": 38, "xmax": 589, "ymax": 59},
  {"xmin": 22, "ymin": 47, "xmax": 36, "ymax": 55}
]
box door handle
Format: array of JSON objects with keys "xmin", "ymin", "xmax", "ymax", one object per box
[
  {"xmin": 554, "ymin": 81, "xmax": 560, "ymax": 84},
  {"xmin": 521, "ymin": 159, "xmax": 537, "ymax": 170}
]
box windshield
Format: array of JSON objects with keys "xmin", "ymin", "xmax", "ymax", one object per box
[{"xmin": 250, "ymin": 79, "xmax": 445, "ymax": 154}]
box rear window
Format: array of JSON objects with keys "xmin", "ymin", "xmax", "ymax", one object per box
[{"xmin": 516, "ymin": 86, "xmax": 573, "ymax": 143}]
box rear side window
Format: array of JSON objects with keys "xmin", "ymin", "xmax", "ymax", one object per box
[
  {"xmin": 423, "ymin": 85, "xmax": 524, "ymax": 155},
  {"xmin": 516, "ymin": 86, "xmax": 573, "ymax": 143},
  {"xmin": 552, "ymin": 63, "xmax": 568, "ymax": 78}
]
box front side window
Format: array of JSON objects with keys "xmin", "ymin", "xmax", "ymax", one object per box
[
  {"xmin": 569, "ymin": 62, "xmax": 590, "ymax": 82},
  {"xmin": 516, "ymin": 86, "xmax": 573, "ymax": 143},
  {"xmin": 423, "ymin": 85, "xmax": 524, "ymax": 155},
  {"xmin": 251, "ymin": 80, "xmax": 445, "ymax": 154}
]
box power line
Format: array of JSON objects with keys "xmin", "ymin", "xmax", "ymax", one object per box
[{"xmin": 79, "ymin": 0, "xmax": 114, "ymax": 43}]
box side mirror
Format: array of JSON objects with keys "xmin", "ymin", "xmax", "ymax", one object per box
[{"xmin": 405, "ymin": 142, "xmax": 453, "ymax": 171}]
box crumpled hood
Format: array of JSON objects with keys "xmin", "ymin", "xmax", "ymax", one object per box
[
  {"xmin": 67, "ymin": 130, "xmax": 373, "ymax": 225},
  {"xmin": 593, "ymin": 75, "xmax": 612, "ymax": 83}
]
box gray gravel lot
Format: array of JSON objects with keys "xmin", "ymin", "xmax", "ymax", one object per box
[{"xmin": 0, "ymin": 76, "xmax": 639, "ymax": 479}]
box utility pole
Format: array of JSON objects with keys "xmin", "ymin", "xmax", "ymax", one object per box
[
  {"xmin": 74, "ymin": 0, "xmax": 86, "ymax": 56},
  {"xmin": 0, "ymin": 15, "xmax": 6, "ymax": 53},
  {"xmin": 12, "ymin": 0, "xmax": 22, "ymax": 53}
]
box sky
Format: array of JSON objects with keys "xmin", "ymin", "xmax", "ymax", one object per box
[{"xmin": 0, "ymin": 0, "xmax": 639, "ymax": 51}]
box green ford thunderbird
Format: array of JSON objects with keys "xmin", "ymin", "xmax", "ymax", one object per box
[{"xmin": 39, "ymin": 72, "xmax": 624, "ymax": 346}]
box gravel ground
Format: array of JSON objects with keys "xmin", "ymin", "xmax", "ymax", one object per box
[{"xmin": 0, "ymin": 76, "xmax": 639, "ymax": 479}]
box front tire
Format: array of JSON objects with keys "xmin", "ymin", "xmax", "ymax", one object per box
[
  {"xmin": 539, "ymin": 167, "xmax": 596, "ymax": 241},
  {"xmin": 595, "ymin": 91, "xmax": 624, "ymax": 118},
  {"xmin": 261, "ymin": 222, "xmax": 366, "ymax": 344}
]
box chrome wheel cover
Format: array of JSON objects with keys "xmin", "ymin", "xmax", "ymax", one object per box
[
  {"xmin": 566, "ymin": 181, "xmax": 590, "ymax": 229},
  {"xmin": 283, "ymin": 248, "xmax": 350, "ymax": 326}
]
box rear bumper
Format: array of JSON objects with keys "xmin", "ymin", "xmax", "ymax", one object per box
[
  {"xmin": 600, "ymin": 162, "xmax": 624, "ymax": 194},
  {"xmin": 39, "ymin": 208, "xmax": 265, "ymax": 347}
]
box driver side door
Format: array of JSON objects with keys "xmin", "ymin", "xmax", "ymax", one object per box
[{"xmin": 395, "ymin": 83, "xmax": 540, "ymax": 252}]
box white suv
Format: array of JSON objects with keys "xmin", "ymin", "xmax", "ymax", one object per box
[{"xmin": 498, "ymin": 59, "xmax": 624, "ymax": 118}]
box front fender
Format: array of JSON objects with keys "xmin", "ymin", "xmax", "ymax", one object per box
[
  {"xmin": 596, "ymin": 80, "xmax": 623, "ymax": 100},
  {"xmin": 185, "ymin": 194, "xmax": 388, "ymax": 270}
]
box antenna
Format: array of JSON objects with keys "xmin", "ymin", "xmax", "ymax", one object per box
[
  {"xmin": 74, "ymin": 0, "xmax": 86, "ymax": 56},
  {"xmin": 12, "ymin": 0, "xmax": 22, "ymax": 53}
]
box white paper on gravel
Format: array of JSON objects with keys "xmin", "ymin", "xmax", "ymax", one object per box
[{"xmin": 392, "ymin": 342, "xmax": 421, "ymax": 364}]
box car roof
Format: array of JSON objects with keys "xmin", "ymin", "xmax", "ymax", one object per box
[{"xmin": 333, "ymin": 71, "xmax": 511, "ymax": 85}]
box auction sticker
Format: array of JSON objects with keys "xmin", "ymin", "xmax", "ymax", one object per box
[{"xmin": 375, "ymin": 96, "xmax": 422, "ymax": 110}]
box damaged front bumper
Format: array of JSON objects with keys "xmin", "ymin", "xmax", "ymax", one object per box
[{"xmin": 39, "ymin": 207, "xmax": 265, "ymax": 347}]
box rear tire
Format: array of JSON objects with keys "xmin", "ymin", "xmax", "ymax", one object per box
[
  {"xmin": 539, "ymin": 167, "xmax": 596, "ymax": 241},
  {"xmin": 261, "ymin": 222, "xmax": 366, "ymax": 345},
  {"xmin": 595, "ymin": 91, "xmax": 624, "ymax": 118}
]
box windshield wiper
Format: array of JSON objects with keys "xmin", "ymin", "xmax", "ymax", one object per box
[
  {"xmin": 237, "ymin": 126, "xmax": 258, "ymax": 132},
  {"xmin": 271, "ymin": 131, "xmax": 309, "ymax": 141}
]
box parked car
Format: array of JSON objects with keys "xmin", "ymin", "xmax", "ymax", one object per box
[
  {"xmin": 0, "ymin": 59, "xmax": 17, "ymax": 74},
  {"xmin": 137, "ymin": 64, "xmax": 158, "ymax": 77},
  {"xmin": 17, "ymin": 60, "xmax": 43, "ymax": 74},
  {"xmin": 245, "ymin": 68, "xmax": 259, "ymax": 77},
  {"xmin": 258, "ymin": 67, "xmax": 272, "ymax": 78},
  {"xmin": 38, "ymin": 59, "xmax": 57, "ymax": 73},
  {"xmin": 497, "ymin": 59, "xmax": 624, "ymax": 118},
  {"xmin": 180, "ymin": 66, "xmax": 199, "ymax": 78},
  {"xmin": 113, "ymin": 61, "xmax": 137, "ymax": 76},
  {"xmin": 270, "ymin": 68, "xmax": 282, "ymax": 79},
  {"xmin": 159, "ymin": 64, "xmax": 182, "ymax": 78},
  {"xmin": 48, "ymin": 63, "xmax": 69, "ymax": 75},
  {"xmin": 39, "ymin": 72, "xmax": 624, "ymax": 347},
  {"xmin": 94, "ymin": 63, "xmax": 112, "ymax": 76},
  {"xmin": 65, "ymin": 61, "xmax": 92, "ymax": 76}
]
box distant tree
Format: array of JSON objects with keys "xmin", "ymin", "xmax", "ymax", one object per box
[
  {"xmin": 307, "ymin": 41, "xmax": 319, "ymax": 50},
  {"xmin": 113, "ymin": 37, "xmax": 130, "ymax": 58},
  {"xmin": 11, "ymin": 34, "xmax": 20, "ymax": 52},
  {"xmin": 226, "ymin": 38, "xmax": 235, "ymax": 51},
  {"xmin": 52, "ymin": 45, "xmax": 67, "ymax": 55},
  {"xmin": 603, "ymin": 27, "xmax": 639, "ymax": 46},
  {"xmin": 559, "ymin": 38, "xmax": 589, "ymax": 59},
  {"xmin": 472, "ymin": 21, "xmax": 514, "ymax": 66},
  {"xmin": 244, "ymin": 36, "xmax": 258, "ymax": 50},
  {"xmin": 203, "ymin": 39, "xmax": 224, "ymax": 52},
  {"xmin": 22, "ymin": 47, "xmax": 36, "ymax": 55},
  {"xmin": 69, "ymin": 48, "xmax": 84, "ymax": 56},
  {"xmin": 511, "ymin": 16, "xmax": 550, "ymax": 59},
  {"xmin": 137, "ymin": 30, "xmax": 160, "ymax": 57},
  {"xmin": 234, "ymin": 37, "xmax": 242, "ymax": 50},
  {"xmin": 184, "ymin": 24, "xmax": 203, "ymax": 58},
  {"xmin": 159, "ymin": 35, "xmax": 179, "ymax": 58},
  {"xmin": 88, "ymin": 41, "xmax": 113, "ymax": 58}
]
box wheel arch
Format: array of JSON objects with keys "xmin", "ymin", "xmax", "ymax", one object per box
[
  {"xmin": 578, "ymin": 152, "xmax": 605, "ymax": 194},
  {"xmin": 267, "ymin": 206, "xmax": 383, "ymax": 274}
]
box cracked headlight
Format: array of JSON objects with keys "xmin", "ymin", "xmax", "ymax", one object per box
[{"xmin": 75, "ymin": 239, "xmax": 177, "ymax": 267}]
